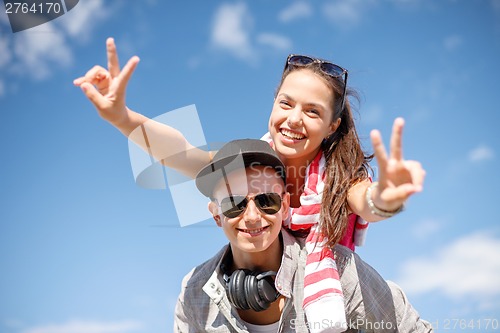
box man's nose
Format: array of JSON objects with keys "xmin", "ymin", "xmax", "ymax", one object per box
[{"xmin": 243, "ymin": 199, "xmax": 261, "ymax": 223}]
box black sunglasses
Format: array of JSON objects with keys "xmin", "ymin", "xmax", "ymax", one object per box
[
  {"xmin": 285, "ymin": 54, "xmax": 349, "ymax": 111},
  {"xmin": 218, "ymin": 193, "xmax": 283, "ymax": 218}
]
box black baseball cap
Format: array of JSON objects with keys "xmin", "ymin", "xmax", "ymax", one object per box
[{"xmin": 195, "ymin": 139, "xmax": 286, "ymax": 197}]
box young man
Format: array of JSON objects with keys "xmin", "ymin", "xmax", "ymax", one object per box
[{"xmin": 174, "ymin": 139, "xmax": 432, "ymax": 333}]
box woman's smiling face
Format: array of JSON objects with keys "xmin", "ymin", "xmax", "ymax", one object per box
[{"xmin": 268, "ymin": 69, "xmax": 340, "ymax": 165}]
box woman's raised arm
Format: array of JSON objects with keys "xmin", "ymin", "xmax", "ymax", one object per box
[{"xmin": 74, "ymin": 38, "xmax": 211, "ymax": 178}]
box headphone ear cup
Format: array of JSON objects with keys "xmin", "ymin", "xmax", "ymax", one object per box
[
  {"xmin": 244, "ymin": 273, "xmax": 265, "ymax": 311},
  {"xmin": 228, "ymin": 269, "xmax": 250, "ymax": 310},
  {"xmin": 257, "ymin": 274, "xmax": 279, "ymax": 306},
  {"xmin": 225, "ymin": 269, "xmax": 279, "ymax": 312}
]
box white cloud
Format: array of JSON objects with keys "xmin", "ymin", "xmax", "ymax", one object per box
[
  {"xmin": 278, "ymin": 2, "xmax": 313, "ymax": 22},
  {"xmin": 256, "ymin": 33, "xmax": 292, "ymax": 51},
  {"xmin": 411, "ymin": 218, "xmax": 443, "ymax": 239},
  {"xmin": 58, "ymin": 0, "xmax": 107, "ymax": 41},
  {"xmin": 396, "ymin": 231, "xmax": 500, "ymax": 299},
  {"xmin": 209, "ymin": 3, "xmax": 294, "ymax": 63},
  {"xmin": 211, "ymin": 2, "xmax": 254, "ymax": 60},
  {"xmin": 444, "ymin": 34, "xmax": 463, "ymax": 51},
  {"xmin": 0, "ymin": 0, "xmax": 109, "ymax": 91},
  {"xmin": 468, "ymin": 145, "xmax": 494, "ymax": 162},
  {"xmin": 21, "ymin": 320, "xmax": 143, "ymax": 333},
  {"xmin": 323, "ymin": 0, "xmax": 375, "ymax": 27},
  {"xmin": 13, "ymin": 22, "xmax": 72, "ymax": 80}
]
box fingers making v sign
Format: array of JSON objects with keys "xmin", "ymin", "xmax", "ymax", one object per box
[
  {"xmin": 73, "ymin": 38, "xmax": 140, "ymax": 126},
  {"xmin": 369, "ymin": 118, "xmax": 426, "ymax": 212}
]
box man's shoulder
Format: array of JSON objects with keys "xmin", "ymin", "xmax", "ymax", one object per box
[
  {"xmin": 333, "ymin": 244, "xmax": 355, "ymax": 258},
  {"xmin": 333, "ymin": 244, "xmax": 382, "ymax": 283},
  {"xmin": 332, "ymin": 244, "xmax": 357, "ymax": 275},
  {"xmin": 180, "ymin": 245, "xmax": 228, "ymax": 290}
]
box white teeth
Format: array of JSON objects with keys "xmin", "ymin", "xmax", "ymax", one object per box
[
  {"xmin": 240, "ymin": 227, "xmax": 267, "ymax": 234},
  {"xmin": 281, "ymin": 129, "xmax": 305, "ymax": 140}
]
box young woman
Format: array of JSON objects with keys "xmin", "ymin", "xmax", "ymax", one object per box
[{"xmin": 74, "ymin": 38, "xmax": 425, "ymax": 332}]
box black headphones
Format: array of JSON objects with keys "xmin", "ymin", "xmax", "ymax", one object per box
[{"xmin": 221, "ymin": 251, "xmax": 280, "ymax": 312}]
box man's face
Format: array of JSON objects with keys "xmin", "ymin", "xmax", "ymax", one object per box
[{"xmin": 210, "ymin": 165, "xmax": 289, "ymax": 256}]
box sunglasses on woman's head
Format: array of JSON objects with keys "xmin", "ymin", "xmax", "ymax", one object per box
[
  {"xmin": 218, "ymin": 192, "xmax": 283, "ymax": 218},
  {"xmin": 285, "ymin": 54, "xmax": 349, "ymax": 111}
]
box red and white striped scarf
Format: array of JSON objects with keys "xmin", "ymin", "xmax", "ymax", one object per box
[{"xmin": 261, "ymin": 133, "xmax": 368, "ymax": 333}]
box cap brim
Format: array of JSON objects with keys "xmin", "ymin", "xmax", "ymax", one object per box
[{"xmin": 195, "ymin": 152, "xmax": 284, "ymax": 198}]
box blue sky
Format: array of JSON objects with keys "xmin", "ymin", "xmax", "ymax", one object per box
[{"xmin": 1, "ymin": 1, "xmax": 500, "ymax": 332}]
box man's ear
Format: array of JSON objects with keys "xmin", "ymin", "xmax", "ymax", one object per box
[
  {"xmin": 329, "ymin": 117, "xmax": 341, "ymax": 136},
  {"xmin": 208, "ymin": 201, "xmax": 222, "ymax": 227},
  {"xmin": 281, "ymin": 192, "xmax": 290, "ymax": 221}
]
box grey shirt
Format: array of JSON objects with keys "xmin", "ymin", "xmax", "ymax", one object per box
[{"xmin": 174, "ymin": 229, "xmax": 433, "ymax": 333}]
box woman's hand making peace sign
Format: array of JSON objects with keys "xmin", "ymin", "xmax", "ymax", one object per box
[
  {"xmin": 368, "ymin": 117, "xmax": 426, "ymax": 215},
  {"xmin": 73, "ymin": 38, "xmax": 143, "ymax": 135}
]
